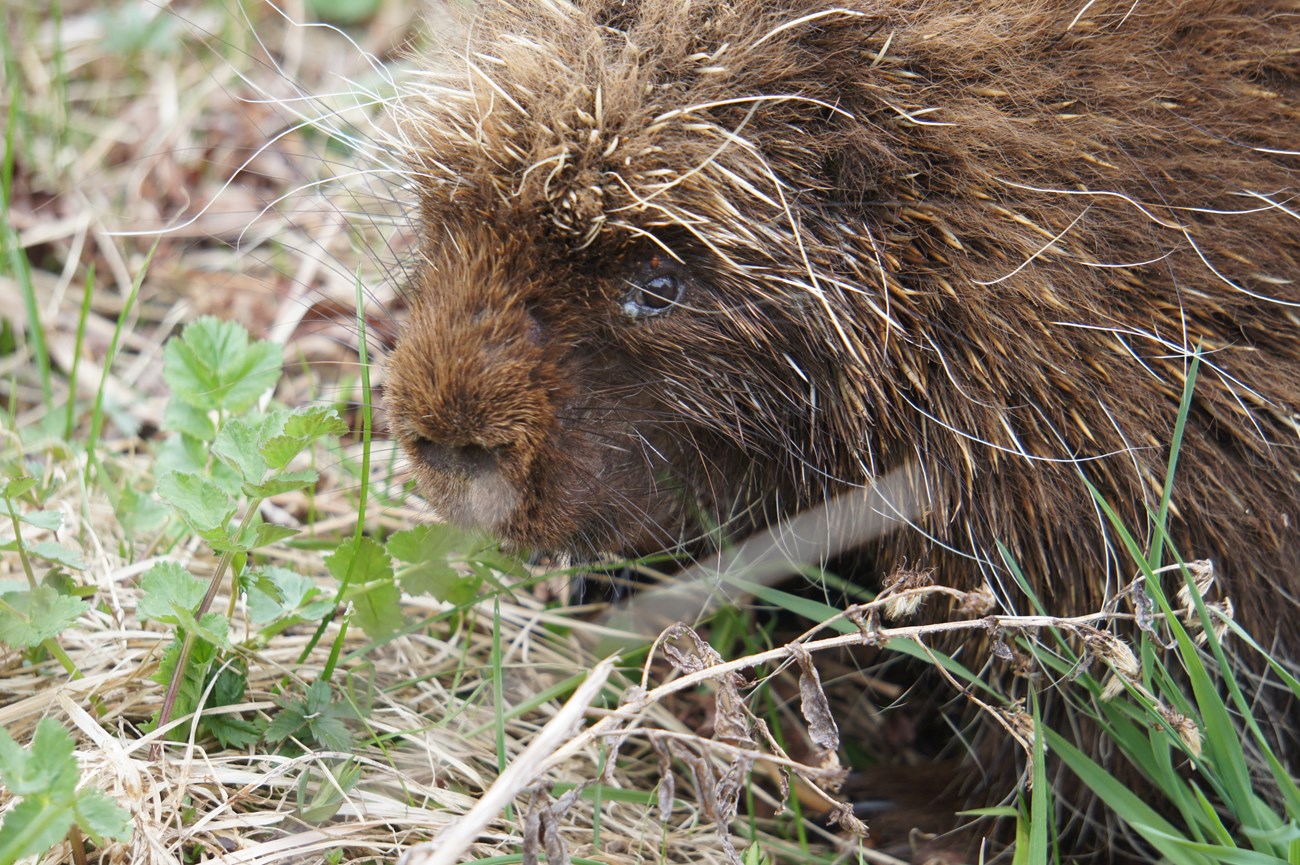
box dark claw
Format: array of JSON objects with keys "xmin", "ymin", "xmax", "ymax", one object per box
[{"xmin": 569, "ymin": 565, "xmax": 642, "ymax": 605}]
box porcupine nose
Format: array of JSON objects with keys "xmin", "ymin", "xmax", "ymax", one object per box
[
  {"xmin": 405, "ymin": 306, "xmax": 546, "ymax": 480},
  {"xmin": 385, "ymin": 292, "xmax": 557, "ymax": 535}
]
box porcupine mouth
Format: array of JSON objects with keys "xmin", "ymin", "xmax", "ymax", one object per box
[
  {"xmin": 419, "ymin": 472, "xmax": 534, "ymax": 547},
  {"xmin": 450, "ymin": 472, "xmax": 522, "ymax": 537},
  {"xmin": 419, "ymin": 467, "xmax": 635, "ymax": 561},
  {"xmin": 402, "ymin": 405, "xmax": 698, "ymax": 567}
]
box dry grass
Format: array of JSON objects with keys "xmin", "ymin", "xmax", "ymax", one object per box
[{"xmin": 0, "ymin": 3, "xmax": 897, "ymax": 864}]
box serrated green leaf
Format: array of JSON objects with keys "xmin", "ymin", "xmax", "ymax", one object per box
[
  {"xmin": 252, "ymin": 522, "xmax": 299, "ymax": 548},
  {"xmin": 156, "ymin": 471, "xmax": 234, "ymax": 534},
  {"xmin": 0, "ymin": 729, "xmax": 25, "ymax": 789},
  {"xmin": 349, "ymin": 580, "xmax": 403, "ymax": 640},
  {"xmin": 72, "ymin": 790, "xmax": 133, "ymax": 845},
  {"xmin": 260, "ymin": 406, "xmax": 347, "ymax": 471},
  {"xmin": 398, "ymin": 558, "xmax": 473, "ymax": 603},
  {"xmin": 0, "ymin": 719, "xmax": 79, "ymax": 797},
  {"xmin": 389, "ymin": 526, "xmax": 489, "ymax": 604},
  {"xmin": 283, "ymin": 405, "xmax": 349, "ymax": 441},
  {"xmin": 150, "ymin": 651, "xmax": 199, "ymax": 734},
  {"xmin": 245, "ymin": 567, "xmax": 286, "ymax": 606},
  {"xmin": 241, "ymin": 469, "xmax": 319, "ymax": 499},
  {"xmin": 0, "ymin": 793, "xmax": 76, "ymax": 865},
  {"xmin": 265, "ymin": 682, "xmax": 354, "ymax": 753},
  {"xmin": 258, "ymin": 435, "xmax": 306, "ymax": 473},
  {"xmin": 3, "ymin": 477, "xmax": 37, "ymax": 498},
  {"xmin": 247, "ymin": 567, "xmax": 331, "ymax": 626},
  {"xmin": 149, "ymin": 612, "xmax": 232, "ymax": 694},
  {"xmin": 204, "ymin": 515, "xmax": 256, "ymax": 553},
  {"xmin": 209, "ymin": 663, "xmax": 247, "ymax": 708},
  {"xmin": 202, "ymin": 513, "xmax": 298, "ymax": 555},
  {"xmin": 27, "ymin": 540, "xmax": 87, "ymax": 570},
  {"xmin": 303, "ymin": 679, "xmax": 334, "ymax": 715},
  {"xmin": 149, "ymin": 634, "xmax": 186, "ymax": 688},
  {"xmin": 212, "ymin": 416, "xmax": 272, "ymax": 483},
  {"xmin": 438, "ymin": 573, "xmax": 482, "ymax": 606},
  {"xmin": 200, "ymin": 663, "xmax": 261, "ymax": 749},
  {"xmin": 17, "ymin": 509, "xmax": 62, "ymax": 531},
  {"xmin": 200, "ymin": 525, "xmax": 249, "ymax": 552},
  {"xmin": 264, "ymin": 701, "xmax": 308, "ymax": 744},
  {"xmin": 137, "ymin": 562, "xmax": 207, "ymax": 625},
  {"xmin": 270, "ymin": 569, "xmax": 316, "ymax": 608},
  {"xmin": 43, "ymin": 572, "xmax": 82, "ymax": 597},
  {"xmin": 147, "ymin": 619, "xmax": 232, "ymax": 740},
  {"xmin": 386, "ymin": 524, "xmax": 457, "ymax": 564},
  {"xmin": 204, "ymin": 714, "xmax": 264, "ymax": 750},
  {"xmin": 299, "ymin": 597, "xmax": 335, "ymax": 622},
  {"xmin": 162, "ymin": 317, "xmax": 283, "ymax": 413},
  {"xmin": 162, "ymin": 398, "xmax": 217, "ymax": 442},
  {"xmin": 188, "ymin": 611, "xmax": 233, "ymax": 652},
  {"xmin": 155, "ymin": 434, "xmax": 242, "ymax": 498},
  {"xmin": 0, "ymin": 586, "xmax": 89, "ymax": 648},
  {"xmin": 307, "ymin": 713, "xmax": 353, "ymax": 752},
  {"xmin": 324, "ymin": 536, "xmax": 392, "ymax": 585}
]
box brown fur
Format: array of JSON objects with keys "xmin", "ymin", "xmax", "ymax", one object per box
[{"xmin": 383, "ymin": 0, "xmax": 1300, "ymax": 856}]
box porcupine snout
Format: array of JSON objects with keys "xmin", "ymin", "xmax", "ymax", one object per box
[{"xmin": 385, "ymin": 286, "xmax": 561, "ymax": 538}]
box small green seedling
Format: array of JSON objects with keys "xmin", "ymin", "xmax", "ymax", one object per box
[
  {"xmin": 146, "ymin": 317, "xmax": 347, "ymax": 743},
  {"xmin": 0, "ymin": 476, "xmax": 89, "ymax": 676},
  {"xmin": 0, "ymin": 719, "xmax": 132, "ymax": 865}
]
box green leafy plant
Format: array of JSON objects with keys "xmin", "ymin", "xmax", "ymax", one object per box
[
  {"xmin": 321, "ymin": 523, "xmax": 514, "ymax": 645},
  {"xmin": 245, "ymin": 565, "xmax": 335, "ymax": 641},
  {"xmin": 145, "ymin": 316, "xmax": 347, "ymax": 741},
  {"xmin": 0, "ymin": 475, "xmax": 89, "ymax": 676},
  {"xmin": 265, "ymin": 679, "xmax": 356, "ymax": 753},
  {"xmin": 0, "ymin": 719, "xmax": 132, "ymax": 865}
]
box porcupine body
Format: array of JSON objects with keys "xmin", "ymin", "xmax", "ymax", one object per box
[{"xmin": 382, "ymin": 0, "xmax": 1300, "ymax": 858}]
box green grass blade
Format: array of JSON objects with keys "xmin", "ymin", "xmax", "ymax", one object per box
[
  {"xmin": 1147, "ymin": 347, "xmax": 1200, "ymax": 572},
  {"xmin": 1048, "ymin": 728, "xmax": 1209, "ymax": 865},
  {"xmin": 64, "ymin": 264, "xmax": 94, "ymax": 439},
  {"xmin": 84, "ymin": 243, "xmax": 155, "ymax": 487},
  {"xmin": 1137, "ymin": 824, "xmax": 1292, "ymax": 865},
  {"xmin": 308, "ymin": 271, "xmax": 375, "ymax": 675},
  {"xmin": 1028, "ymin": 692, "xmax": 1051, "ymax": 864},
  {"xmin": 349, "ymin": 269, "xmax": 373, "ymax": 547},
  {"xmin": 4, "ymin": 230, "xmax": 52, "ymax": 409}
]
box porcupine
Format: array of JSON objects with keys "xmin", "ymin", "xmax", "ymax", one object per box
[{"xmin": 381, "ymin": 0, "xmax": 1300, "ymax": 858}]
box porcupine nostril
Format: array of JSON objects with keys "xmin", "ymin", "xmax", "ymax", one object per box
[{"xmin": 412, "ymin": 438, "xmax": 500, "ymax": 479}]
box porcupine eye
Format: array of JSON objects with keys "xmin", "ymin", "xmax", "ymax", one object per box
[{"xmin": 621, "ymin": 256, "xmax": 686, "ymax": 318}]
